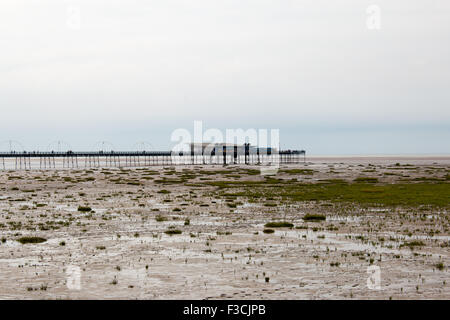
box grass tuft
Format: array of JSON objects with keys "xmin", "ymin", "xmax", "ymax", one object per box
[
  {"xmin": 164, "ymin": 229, "xmax": 182, "ymax": 235},
  {"xmin": 303, "ymin": 214, "xmax": 326, "ymax": 221},
  {"xmin": 264, "ymin": 221, "xmax": 293, "ymax": 228},
  {"xmin": 17, "ymin": 237, "xmax": 46, "ymax": 244},
  {"xmin": 77, "ymin": 206, "xmax": 92, "ymax": 212}
]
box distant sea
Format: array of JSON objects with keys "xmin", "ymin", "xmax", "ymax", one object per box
[{"xmin": 306, "ymin": 155, "xmax": 450, "ymax": 165}]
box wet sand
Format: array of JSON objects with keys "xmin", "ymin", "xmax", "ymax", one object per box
[{"xmin": 0, "ymin": 158, "xmax": 448, "ymax": 299}]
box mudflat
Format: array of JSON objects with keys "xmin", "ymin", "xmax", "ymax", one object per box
[{"xmin": 0, "ymin": 158, "xmax": 449, "ymax": 299}]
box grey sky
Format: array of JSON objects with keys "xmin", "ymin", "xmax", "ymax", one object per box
[{"xmin": 1, "ymin": 0, "xmax": 449, "ymax": 154}]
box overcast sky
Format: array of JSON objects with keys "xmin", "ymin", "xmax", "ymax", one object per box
[{"xmin": 1, "ymin": 0, "xmax": 449, "ymax": 154}]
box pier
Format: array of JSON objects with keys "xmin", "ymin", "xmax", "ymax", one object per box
[{"xmin": 0, "ymin": 147, "xmax": 305, "ymax": 170}]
